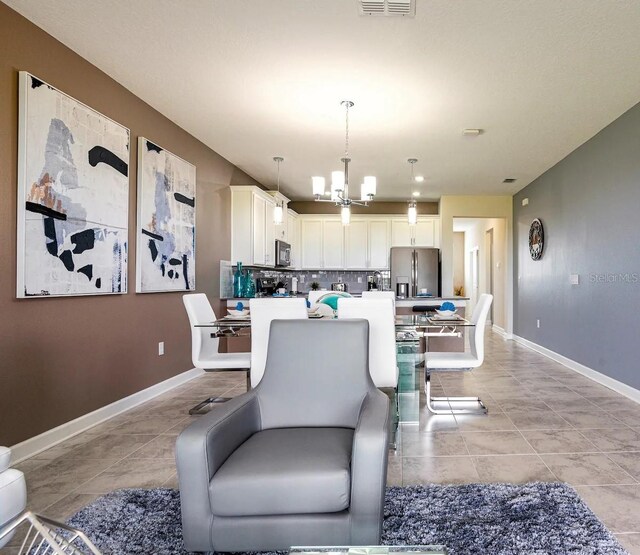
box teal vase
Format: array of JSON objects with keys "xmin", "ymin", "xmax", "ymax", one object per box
[
  {"xmin": 233, "ymin": 262, "xmax": 244, "ymax": 298},
  {"xmin": 244, "ymin": 270, "xmax": 256, "ymax": 298}
]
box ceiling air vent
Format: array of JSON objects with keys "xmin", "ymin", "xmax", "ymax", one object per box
[
  {"xmin": 359, "ymin": 0, "xmax": 415, "ymax": 17},
  {"xmin": 503, "ymin": 178, "xmax": 517, "ymax": 184}
]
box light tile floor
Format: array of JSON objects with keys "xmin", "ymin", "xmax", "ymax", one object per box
[{"xmin": 7, "ymin": 331, "xmax": 640, "ymax": 553}]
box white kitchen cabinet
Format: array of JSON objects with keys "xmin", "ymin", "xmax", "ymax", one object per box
[
  {"xmin": 391, "ymin": 217, "xmax": 440, "ymax": 248},
  {"xmin": 300, "ymin": 219, "xmax": 323, "ymax": 269},
  {"xmin": 368, "ymin": 219, "xmax": 390, "ymax": 269},
  {"xmin": 286, "ymin": 210, "xmax": 300, "ymax": 269},
  {"xmin": 414, "ymin": 217, "xmax": 439, "ymax": 247},
  {"xmin": 322, "ymin": 219, "xmax": 344, "ymax": 269},
  {"xmin": 391, "ymin": 219, "xmax": 412, "ymax": 247},
  {"xmin": 345, "ymin": 220, "xmax": 368, "ymax": 269},
  {"xmin": 231, "ymin": 186, "xmax": 279, "ymax": 266}
]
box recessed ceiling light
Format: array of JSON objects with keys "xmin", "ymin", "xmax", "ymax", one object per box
[
  {"xmin": 412, "ymin": 191, "xmax": 421, "ymax": 197},
  {"xmin": 503, "ymin": 178, "xmax": 517, "ymax": 183},
  {"xmin": 414, "ymin": 175, "xmax": 425, "ymax": 182},
  {"xmin": 462, "ymin": 128, "xmax": 483, "ymax": 136}
]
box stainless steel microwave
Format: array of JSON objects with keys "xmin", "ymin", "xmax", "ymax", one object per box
[{"xmin": 275, "ymin": 239, "xmax": 291, "ymax": 267}]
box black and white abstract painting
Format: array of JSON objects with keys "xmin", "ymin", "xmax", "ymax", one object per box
[
  {"xmin": 17, "ymin": 72, "xmax": 130, "ymax": 297},
  {"xmin": 136, "ymin": 138, "xmax": 196, "ymax": 293}
]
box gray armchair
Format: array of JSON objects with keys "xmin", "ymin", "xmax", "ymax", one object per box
[{"xmin": 176, "ymin": 319, "xmax": 390, "ymax": 552}]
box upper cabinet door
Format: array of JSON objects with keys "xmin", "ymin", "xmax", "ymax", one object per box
[
  {"xmin": 301, "ymin": 219, "xmax": 323, "ymax": 269},
  {"xmin": 322, "ymin": 219, "xmax": 344, "ymax": 269},
  {"xmin": 369, "ymin": 220, "xmax": 390, "ymax": 269},
  {"xmin": 414, "ymin": 217, "xmax": 439, "ymax": 247},
  {"xmin": 252, "ymin": 195, "xmax": 267, "ymax": 265},
  {"xmin": 264, "ymin": 198, "xmax": 276, "ymax": 266},
  {"xmin": 391, "ymin": 219, "xmax": 412, "ymax": 247},
  {"xmin": 287, "ymin": 212, "xmax": 300, "ymax": 269},
  {"xmin": 345, "ymin": 220, "xmax": 368, "ymax": 269}
]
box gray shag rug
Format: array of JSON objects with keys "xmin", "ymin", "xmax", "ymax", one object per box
[{"xmin": 67, "ymin": 483, "xmax": 627, "ymax": 554}]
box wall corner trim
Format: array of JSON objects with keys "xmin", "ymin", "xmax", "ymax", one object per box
[
  {"xmin": 512, "ymin": 335, "xmax": 640, "ymax": 404},
  {"xmin": 10, "ymin": 367, "xmax": 204, "ymax": 463}
]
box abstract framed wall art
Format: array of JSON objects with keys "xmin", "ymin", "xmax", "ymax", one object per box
[
  {"xmin": 17, "ymin": 72, "xmax": 130, "ymax": 297},
  {"xmin": 136, "ymin": 138, "xmax": 196, "ymax": 293}
]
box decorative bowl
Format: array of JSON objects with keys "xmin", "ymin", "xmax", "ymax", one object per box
[
  {"xmin": 227, "ymin": 309, "xmax": 250, "ymax": 317},
  {"xmin": 435, "ymin": 309, "xmax": 456, "ymax": 317}
]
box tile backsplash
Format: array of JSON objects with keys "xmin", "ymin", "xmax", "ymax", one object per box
[{"xmin": 222, "ymin": 262, "xmax": 390, "ymax": 297}]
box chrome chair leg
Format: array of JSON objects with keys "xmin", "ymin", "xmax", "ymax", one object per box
[
  {"xmin": 189, "ymin": 369, "xmax": 251, "ymax": 415},
  {"xmin": 424, "ymin": 370, "xmax": 488, "ymax": 415}
]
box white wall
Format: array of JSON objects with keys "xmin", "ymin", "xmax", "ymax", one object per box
[{"xmin": 440, "ymin": 196, "xmax": 513, "ymax": 334}]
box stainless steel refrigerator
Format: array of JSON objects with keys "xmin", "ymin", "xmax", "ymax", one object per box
[{"xmin": 390, "ymin": 247, "xmax": 440, "ymax": 298}]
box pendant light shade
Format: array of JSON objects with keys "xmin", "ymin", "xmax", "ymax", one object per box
[
  {"xmin": 341, "ymin": 205, "xmax": 351, "ymax": 226},
  {"xmin": 273, "ymin": 204, "xmax": 283, "ymax": 225},
  {"xmin": 407, "ymin": 201, "xmax": 418, "ymax": 226},
  {"xmin": 312, "ymin": 176, "xmax": 326, "ymax": 197}
]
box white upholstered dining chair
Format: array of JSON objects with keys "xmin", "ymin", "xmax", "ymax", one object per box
[
  {"xmin": 183, "ymin": 294, "xmax": 251, "ymax": 414},
  {"xmin": 361, "ymin": 290, "xmax": 396, "ymax": 310},
  {"xmin": 249, "ymin": 298, "xmax": 308, "ymax": 387},
  {"xmin": 307, "ymin": 290, "xmax": 328, "ymax": 305},
  {"xmin": 425, "ymin": 293, "xmax": 493, "ymax": 415},
  {"xmin": 337, "ymin": 297, "xmax": 399, "ymax": 448}
]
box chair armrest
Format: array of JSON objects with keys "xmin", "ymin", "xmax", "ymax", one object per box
[
  {"xmin": 175, "ymin": 391, "xmax": 261, "ymax": 550},
  {"xmin": 0, "ymin": 447, "xmax": 11, "ymax": 473},
  {"xmin": 349, "ymin": 389, "xmax": 390, "ymax": 544}
]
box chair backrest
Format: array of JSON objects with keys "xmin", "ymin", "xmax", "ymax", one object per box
[
  {"xmin": 183, "ymin": 293, "xmax": 219, "ymax": 367},
  {"xmin": 361, "ymin": 290, "xmax": 396, "ymax": 310},
  {"xmin": 249, "ymin": 298, "xmax": 308, "ymax": 387},
  {"xmin": 307, "ymin": 290, "xmax": 328, "ymax": 305},
  {"xmin": 468, "ymin": 294, "xmax": 493, "ymax": 363},
  {"xmin": 257, "ymin": 319, "xmax": 378, "ymax": 429},
  {"xmin": 337, "ymin": 297, "xmax": 398, "ymax": 388}
]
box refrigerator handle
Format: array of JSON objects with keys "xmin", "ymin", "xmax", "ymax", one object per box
[{"xmin": 411, "ymin": 250, "xmax": 417, "ymax": 297}]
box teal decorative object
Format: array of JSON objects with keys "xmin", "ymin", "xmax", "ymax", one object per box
[
  {"xmin": 244, "ymin": 270, "xmax": 256, "ymax": 298},
  {"xmin": 236, "ymin": 301, "xmax": 244, "ymax": 311},
  {"xmin": 318, "ymin": 291, "xmax": 351, "ymax": 311},
  {"xmin": 440, "ymin": 301, "xmax": 456, "ymax": 311},
  {"xmin": 233, "ymin": 262, "xmax": 244, "ymax": 298}
]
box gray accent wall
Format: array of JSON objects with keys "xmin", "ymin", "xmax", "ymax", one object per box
[{"xmin": 514, "ymin": 101, "xmax": 640, "ymax": 390}]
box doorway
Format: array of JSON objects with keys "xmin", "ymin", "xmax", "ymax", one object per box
[{"xmin": 452, "ymin": 217, "xmax": 506, "ymax": 330}]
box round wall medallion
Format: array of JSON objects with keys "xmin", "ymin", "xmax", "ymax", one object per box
[{"xmin": 529, "ymin": 218, "xmax": 544, "ymax": 260}]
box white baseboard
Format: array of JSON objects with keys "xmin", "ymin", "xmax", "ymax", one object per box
[
  {"xmin": 512, "ymin": 334, "xmax": 640, "ymax": 404},
  {"xmin": 491, "ymin": 324, "xmax": 513, "ymax": 340},
  {"xmin": 10, "ymin": 367, "xmax": 204, "ymax": 464}
]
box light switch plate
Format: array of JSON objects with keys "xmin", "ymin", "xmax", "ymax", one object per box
[
  {"xmin": 570, "ymin": 274, "xmax": 580, "ymax": 285},
  {"xmin": 522, "ymin": 198, "xmax": 529, "ymax": 206}
]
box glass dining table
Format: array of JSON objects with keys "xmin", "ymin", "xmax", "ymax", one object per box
[
  {"xmin": 196, "ymin": 313, "xmax": 474, "ymax": 424},
  {"xmin": 195, "ymin": 313, "xmax": 474, "ymax": 338}
]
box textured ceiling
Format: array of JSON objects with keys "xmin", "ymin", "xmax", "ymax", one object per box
[{"xmin": 5, "ymin": 0, "xmax": 640, "ymax": 200}]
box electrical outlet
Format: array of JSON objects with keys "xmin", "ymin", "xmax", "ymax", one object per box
[
  {"xmin": 570, "ymin": 274, "xmax": 580, "ymax": 285},
  {"xmin": 536, "ymin": 320, "xmax": 540, "ymax": 329},
  {"xmin": 522, "ymin": 198, "xmax": 529, "ymax": 206},
  {"xmin": 158, "ymin": 341, "xmax": 165, "ymax": 356},
  {"xmin": 358, "ymin": 276, "xmax": 363, "ymax": 283}
]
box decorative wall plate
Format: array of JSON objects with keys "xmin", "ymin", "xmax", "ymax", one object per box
[{"xmin": 529, "ymin": 218, "xmax": 544, "ymax": 260}]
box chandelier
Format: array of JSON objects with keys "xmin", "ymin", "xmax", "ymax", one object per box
[{"xmin": 311, "ymin": 100, "xmax": 376, "ymax": 225}]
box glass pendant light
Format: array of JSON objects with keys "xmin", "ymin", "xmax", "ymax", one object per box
[
  {"xmin": 407, "ymin": 200, "xmax": 418, "ymax": 225},
  {"xmin": 273, "ymin": 156, "xmax": 284, "ymax": 225},
  {"xmin": 341, "ymin": 205, "xmax": 351, "ymax": 226}
]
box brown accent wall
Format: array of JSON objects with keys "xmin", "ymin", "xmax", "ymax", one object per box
[
  {"xmin": 0, "ymin": 3, "xmax": 261, "ymax": 446},
  {"xmin": 288, "ymin": 200, "xmax": 439, "ymax": 215}
]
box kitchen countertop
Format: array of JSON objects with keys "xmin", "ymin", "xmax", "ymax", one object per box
[{"xmin": 224, "ymin": 295, "xmax": 468, "ymax": 303}]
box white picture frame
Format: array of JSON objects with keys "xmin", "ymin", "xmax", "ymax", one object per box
[
  {"xmin": 136, "ymin": 137, "xmax": 196, "ymax": 293},
  {"xmin": 17, "ymin": 71, "xmax": 130, "ymax": 298}
]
